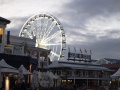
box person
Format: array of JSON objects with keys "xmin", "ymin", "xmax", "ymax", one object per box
[
  {"xmin": 82, "ymin": 83, "xmax": 86, "ymax": 90},
  {"xmin": 13, "ymin": 78, "xmax": 27, "ymax": 90},
  {"xmin": 21, "ymin": 79, "xmax": 27, "ymax": 90},
  {"xmin": 13, "ymin": 78, "xmax": 22, "ymax": 90},
  {"xmin": 98, "ymin": 85, "xmax": 106, "ymax": 90}
]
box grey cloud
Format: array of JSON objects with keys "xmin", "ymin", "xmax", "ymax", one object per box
[
  {"xmin": 90, "ymin": 38, "xmax": 120, "ymax": 59},
  {"xmin": 6, "ymin": 16, "xmax": 30, "ymax": 36},
  {"xmin": 65, "ymin": 38, "xmax": 120, "ymax": 60},
  {"xmin": 2, "ymin": 0, "xmax": 120, "ymax": 60},
  {"xmin": 59, "ymin": 0, "xmax": 120, "ymax": 32},
  {"xmin": 63, "ymin": 0, "xmax": 120, "ymax": 16}
]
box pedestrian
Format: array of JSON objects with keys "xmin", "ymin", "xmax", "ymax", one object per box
[
  {"xmin": 82, "ymin": 83, "xmax": 86, "ymax": 90},
  {"xmin": 13, "ymin": 78, "xmax": 22, "ymax": 90},
  {"xmin": 98, "ymin": 85, "xmax": 106, "ymax": 90},
  {"xmin": 21, "ymin": 79, "xmax": 27, "ymax": 90}
]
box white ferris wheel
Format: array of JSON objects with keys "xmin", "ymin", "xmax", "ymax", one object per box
[{"xmin": 19, "ymin": 13, "xmax": 66, "ymax": 61}]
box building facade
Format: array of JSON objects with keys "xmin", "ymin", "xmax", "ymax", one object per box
[{"xmin": 0, "ymin": 17, "xmax": 51, "ymax": 71}]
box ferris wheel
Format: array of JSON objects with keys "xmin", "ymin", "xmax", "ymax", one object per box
[{"xmin": 19, "ymin": 13, "xmax": 66, "ymax": 61}]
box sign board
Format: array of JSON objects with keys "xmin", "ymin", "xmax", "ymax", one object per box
[{"xmin": 68, "ymin": 52, "xmax": 91, "ymax": 62}]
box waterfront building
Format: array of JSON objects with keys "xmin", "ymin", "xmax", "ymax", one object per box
[
  {"xmin": 95, "ymin": 58, "xmax": 120, "ymax": 65},
  {"xmin": 49, "ymin": 60, "xmax": 113, "ymax": 87},
  {"xmin": 0, "ymin": 35, "xmax": 51, "ymax": 71},
  {"xmin": 48, "ymin": 51, "xmax": 113, "ymax": 89},
  {"xmin": 0, "ymin": 17, "xmax": 51, "ymax": 89},
  {"xmin": 0, "ymin": 17, "xmax": 51, "ymax": 71},
  {"xmin": 0, "ymin": 16, "xmax": 115, "ymax": 90}
]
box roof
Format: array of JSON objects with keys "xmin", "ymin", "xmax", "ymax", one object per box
[
  {"xmin": 94, "ymin": 59, "xmax": 110, "ymax": 65},
  {"xmin": 0, "ymin": 17, "xmax": 11, "ymax": 24},
  {"xmin": 94, "ymin": 58, "xmax": 120, "ymax": 65},
  {"xmin": 103, "ymin": 63, "xmax": 120, "ymax": 70},
  {"xmin": 104, "ymin": 58, "xmax": 120, "ymax": 62},
  {"xmin": 48, "ymin": 60, "xmax": 112, "ymax": 71},
  {"xmin": 0, "ymin": 59, "xmax": 16, "ymax": 69},
  {"xmin": 110, "ymin": 68, "xmax": 120, "ymax": 78}
]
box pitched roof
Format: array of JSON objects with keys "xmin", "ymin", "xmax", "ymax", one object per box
[
  {"xmin": 0, "ymin": 17, "xmax": 11, "ymax": 24},
  {"xmin": 103, "ymin": 63, "xmax": 120, "ymax": 70},
  {"xmin": 103, "ymin": 58, "xmax": 120, "ymax": 64},
  {"xmin": 104, "ymin": 58, "xmax": 120, "ymax": 62}
]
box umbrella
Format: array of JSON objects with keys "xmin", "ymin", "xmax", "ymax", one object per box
[
  {"xmin": 19, "ymin": 65, "xmax": 32, "ymax": 75},
  {"xmin": 38, "ymin": 71, "xmax": 42, "ymax": 79},
  {"xmin": 0, "ymin": 59, "xmax": 18, "ymax": 90},
  {"xmin": 18, "ymin": 65, "xmax": 24, "ymax": 79},
  {"xmin": 110, "ymin": 68, "xmax": 120, "ymax": 78},
  {"xmin": 0, "ymin": 67, "xmax": 2, "ymax": 88},
  {"xmin": 1, "ymin": 68, "xmax": 18, "ymax": 73},
  {"xmin": 40, "ymin": 72, "xmax": 48, "ymax": 87},
  {"xmin": 0, "ymin": 59, "xmax": 18, "ymax": 73},
  {"xmin": 31, "ymin": 70, "xmax": 40, "ymax": 89},
  {"xmin": 0, "ymin": 59, "xmax": 16, "ymax": 69}
]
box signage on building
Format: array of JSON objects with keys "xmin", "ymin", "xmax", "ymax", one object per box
[{"xmin": 68, "ymin": 52, "xmax": 91, "ymax": 62}]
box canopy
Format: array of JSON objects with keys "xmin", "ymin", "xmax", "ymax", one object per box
[
  {"xmin": 0, "ymin": 59, "xmax": 15, "ymax": 69},
  {"xmin": 95, "ymin": 59, "xmax": 110, "ymax": 64},
  {"xmin": 18, "ymin": 65, "xmax": 24, "ymax": 79},
  {"xmin": 48, "ymin": 60, "xmax": 67, "ymax": 68},
  {"xmin": 110, "ymin": 68, "xmax": 120, "ymax": 78},
  {"xmin": 1, "ymin": 68, "xmax": 18, "ymax": 73},
  {"xmin": 31, "ymin": 70, "xmax": 40, "ymax": 89},
  {"xmin": 0, "ymin": 67, "xmax": 2, "ymax": 88},
  {"xmin": 18, "ymin": 65, "xmax": 32, "ymax": 75},
  {"xmin": 0, "ymin": 59, "xmax": 18, "ymax": 73}
]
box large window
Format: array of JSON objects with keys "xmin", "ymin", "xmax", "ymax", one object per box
[
  {"xmin": 13, "ymin": 45, "xmax": 22, "ymax": 55},
  {"xmin": 4, "ymin": 45, "xmax": 12, "ymax": 54}
]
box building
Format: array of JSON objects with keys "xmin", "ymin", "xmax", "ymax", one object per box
[
  {"xmin": 95, "ymin": 58, "xmax": 120, "ymax": 65},
  {"xmin": 0, "ymin": 17, "xmax": 51, "ymax": 71},
  {"xmin": 48, "ymin": 51, "xmax": 113, "ymax": 89}
]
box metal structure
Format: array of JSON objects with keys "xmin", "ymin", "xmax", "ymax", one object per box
[{"xmin": 19, "ymin": 13, "xmax": 66, "ymax": 61}]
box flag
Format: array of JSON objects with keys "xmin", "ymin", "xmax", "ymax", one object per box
[
  {"xmin": 80, "ymin": 48, "xmax": 82, "ymax": 53},
  {"xmin": 84, "ymin": 49, "xmax": 87, "ymax": 53},
  {"xmin": 90, "ymin": 49, "xmax": 92, "ymax": 55},
  {"xmin": 7, "ymin": 31, "xmax": 10, "ymax": 44}
]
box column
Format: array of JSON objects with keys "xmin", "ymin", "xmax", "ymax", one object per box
[
  {"xmin": 73, "ymin": 70, "xmax": 76, "ymax": 84},
  {"xmin": 5, "ymin": 75, "xmax": 9, "ymax": 90},
  {"xmin": 38, "ymin": 52, "xmax": 41, "ymax": 68},
  {"xmin": 21, "ymin": 45, "xmax": 24, "ymax": 55},
  {"xmin": 29, "ymin": 64, "xmax": 32, "ymax": 84}
]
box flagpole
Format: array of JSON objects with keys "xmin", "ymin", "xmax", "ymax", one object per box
[
  {"xmin": 68, "ymin": 45, "xmax": 70, "ymax": 61},
  {"xmin": 79, "ymin": 48, "xmax": 82, "ymax": 62},
  {"xmin": 84, "ymin": 49, "xmax": 87, "ymax": 62},
  {"xmin": 90, "ymin": 49, "xmax": 92, "ymax": 63},
  {"xmin": 74, "ymin": 46, "xmax": 76, "ymax": 62}
]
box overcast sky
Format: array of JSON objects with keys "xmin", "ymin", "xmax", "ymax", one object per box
[{"xmin": 1, "ymin": 0, "xmax": 120, "ymax": 60}]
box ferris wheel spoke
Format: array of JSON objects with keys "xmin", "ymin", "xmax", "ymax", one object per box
[
  {"xmin": 24, "ymin": 30, "xmax": 33, "ymax": 39},
  {"xmin": 41, "ymin": 19, "xmax": 49, "ymax": 40},
  {"xmin": 43, "ymin": 18, "xmax": 48, "ymax": 32},
  {"xmin": 42, "ymin": 30, "xmax": 61, "ymax": 43},
  {"xmin": 51, "ymin": 51, "xmax": 60, "ymax": 58},
  {"xmin": 39, "ymin": 28, "xmax": 46, "ymax": 41},
  {"xmin": 43, "ymin": 22, "xmax": 56, "ymax": 39},
  {"xmin": 36, "ymin": 18, "xmax": 45, "ymax": 40},
  {"xmin": 36, "ymin": 18, "xmax": 42, "ymax": 32},
  {"xmin": 41, "ymin": 43, "xmax": 61, "ymax": 46},
  {"xmin": 29, "ymin": 22, "xmax": 36, "ymax": 32}
]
